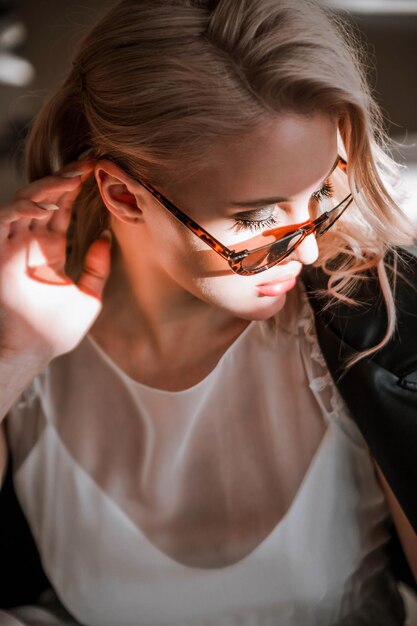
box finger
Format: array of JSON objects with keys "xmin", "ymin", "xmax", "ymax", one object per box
[
  {"xmin": 0, "ymin": 200, "xmax": 56, "ymax": 241},
  {"xmin": 58, "ymin": 157, "xmax": 94, "ymax": 179},
  {"xmin": 45, "ymin": 202, "xmax": 73, "ymax": 235},
  {"xmin": 11, "ymin": 204, "xmax": 57, "ymax": 237},
  {"xmin": 13, "ymin": 150, "xmax": 94, "ymax": 203},
  {"xmin": 46, "ymin": 184, "xmax": 83, "ymax": 234},
  {"xmin": 46, "ymin": 168, "xmax": 95, "ymax": 234},
  {"xmin": 14, "ymin": 174, "xmax": 85, "ymax": 204},
  {"xmin": 8, "ymin": 216, "xmax": 33, "ymax": 238},
  {"xmin": 29, "ymin": 211, "xmax": 58, "ymax": 235},
  {"xmin": 0, "ymin": 199, "xmax": 56, "ymax": 223},
  {"xmin": 77, "ymin": 233, "xmax": 112, "ymax": 300}
]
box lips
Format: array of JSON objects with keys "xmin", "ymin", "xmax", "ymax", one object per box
[{"xmin": 256, "ymin": 267, "xmax": 301, "ymax": 297}]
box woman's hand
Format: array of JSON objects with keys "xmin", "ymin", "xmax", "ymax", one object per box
[{"xmin": 0, "ymin": 158, "xmax": 112, "ymax": 363}]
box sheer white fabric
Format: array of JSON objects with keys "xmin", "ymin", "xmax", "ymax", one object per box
[{"xmin": 4, "ymin": 286, "xmax": 405, "ymax": 625}]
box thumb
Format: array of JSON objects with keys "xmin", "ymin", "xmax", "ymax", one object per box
[{"xmin": 77, "ymin": 230, "xmax": 112, "ymax": 300}]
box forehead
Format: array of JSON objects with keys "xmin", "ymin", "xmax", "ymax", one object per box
[{"xmin": 165, "ymin": 112, "xmax": 338, "ymax": 213}]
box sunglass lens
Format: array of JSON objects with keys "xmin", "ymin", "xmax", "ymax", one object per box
[{"xmin": 241, "ymin": 232, "xmax": 304, "ymax": 272}]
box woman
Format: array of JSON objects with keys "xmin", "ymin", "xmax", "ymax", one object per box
[{"xmin": 1, "ymin": 0, "xmax": 417, "ymax": 624}]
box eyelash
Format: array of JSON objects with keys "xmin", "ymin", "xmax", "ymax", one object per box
[{"xmin": 233, "ymin": 180, "xmax": 334, "ymax": 233}]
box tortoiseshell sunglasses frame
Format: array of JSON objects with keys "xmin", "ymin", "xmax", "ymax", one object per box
[{"xmin": 113, "ymin": 156, "xmax": 352, "ymax": 276}]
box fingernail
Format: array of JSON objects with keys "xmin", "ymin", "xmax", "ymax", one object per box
[
  {"xmin": 100, "ymin": 229, "xmax": 112, "ymax": 244},
  {"xmin": 78, "ymin": 147, "xmax": 94, "ymax": 160},
  {"xmin": 61, "ymin": 170, "xmax": 84, "ymax": 178},
  {"xmin": 37, "ymin": 202, "xmax": 60, "ymax": 211}
]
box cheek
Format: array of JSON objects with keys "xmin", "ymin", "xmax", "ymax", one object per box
[
  {"xmin": 154, "ymin": 232, "xmax": 291, "ymax": 320},
  {"xmin": 158, "ymin": 224, "xmax": 229, "ymax": 279},
  {"xmin": 147, "ymin": 216, "xmax": 291, "ymax": 319},
  {"xmin": 146, "ymin": 216, "xmax": 201, "ymax": 273},
  {"xmin": 192, "ymin": 271, "xmax": 290, "ymax": 320},
  {"xmin": 147, "ymin": 204, "xmax": 255, "ymax": 281}
]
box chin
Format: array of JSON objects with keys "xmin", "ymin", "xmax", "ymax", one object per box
[{"xmin": 233, "ymin": 293, "xmax": 288, "ymax": 322}]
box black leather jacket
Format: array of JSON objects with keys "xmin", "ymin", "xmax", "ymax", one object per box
[
  {"xmin": 1, "ymin": 249, "xmax": 417, "ymax": 607},
  {"xmin": 303, "ymin": 247, "xmax": 417, "ymax": 590}
]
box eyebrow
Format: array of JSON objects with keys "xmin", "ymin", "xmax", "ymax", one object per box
[{"xmin": 229, "ymin": 155, "xmax": 340, "ymax": 209}]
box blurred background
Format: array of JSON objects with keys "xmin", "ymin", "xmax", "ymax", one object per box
[{"xmin": 0, "ymin": 0, "xmax": 416, "ymax": 620}]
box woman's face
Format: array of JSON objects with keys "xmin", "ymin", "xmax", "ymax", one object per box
[{"xmin": 115, "ymin": 112, "xmax": 339, "ymax": 321}]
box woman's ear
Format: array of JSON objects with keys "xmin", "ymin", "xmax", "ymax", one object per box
[{"xmin": 94, "ymin": 160, "xmax": 145, "ymax": 224}]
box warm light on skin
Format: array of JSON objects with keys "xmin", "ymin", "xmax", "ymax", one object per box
[
  {"xmin": 95, "ymin": 113, "xmax": 338, "ymax": 341},
  {"xmin": 261, "ymin": 219, "xmax": 311, "ymax": 240}
]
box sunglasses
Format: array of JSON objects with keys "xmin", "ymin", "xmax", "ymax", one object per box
[{"xmin": 114, "ymin": 156, "xmax": 352, "ymax": 276}]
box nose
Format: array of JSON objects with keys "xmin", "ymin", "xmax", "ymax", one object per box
[{"xmin": 292, "ymin": 233, "xmax": 319, "ymax": 265}]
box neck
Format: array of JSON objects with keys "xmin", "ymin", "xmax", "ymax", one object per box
[
  {"xmin": 88, "ymin": 224, "xmax": 252, "ymax": 390},
  {"xmin": 94, "ymin": 240, "xmax": 245, "ymax": 357}
]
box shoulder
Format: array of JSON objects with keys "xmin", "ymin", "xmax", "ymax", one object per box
[
  {"xmin": 302, "ymin": 247, "xmax": 417, "ymax": 380},
  {"xmin": 302, "ymin": 248, "xmax": 417, "ymax": 533}
]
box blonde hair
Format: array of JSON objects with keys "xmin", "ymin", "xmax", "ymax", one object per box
[{"xmin": 25, "ymin": 0, "xmax": 416, "ymax": 366}]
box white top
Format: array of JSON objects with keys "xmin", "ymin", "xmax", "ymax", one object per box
[{"xmin": 2, "ymin": 287, "xmax": 405, "ymax": 626}]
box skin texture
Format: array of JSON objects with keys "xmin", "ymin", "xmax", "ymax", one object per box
[
  {"xmin": 93, "ymin": 113, "xmax": 337, "ymax": 366},
  {"xmin": 1, "ymin": 112, "xmax": 417, "ymax": 581},
  {"xmin": 90, "ymin": 112, "xmax": 339, "ymax": 391},
  {"xmin": 0, "ymin": 158, "xmax": 109, "ymax": 482},
  {"xmin": 92, "ymin": 113, "xmax": 417, "ymax": 580}
]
